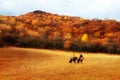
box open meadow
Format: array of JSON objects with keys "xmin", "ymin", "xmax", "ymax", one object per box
[{"xmin": 0, "ymin": 47, "xmax": 120, "ymax": 80}]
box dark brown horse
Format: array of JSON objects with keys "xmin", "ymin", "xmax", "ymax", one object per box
[
  {"xmin": 77, "ymin": 54, "xmax": 84, "ymax": 63},
  {"xmin": 69, "ymin": 54, "xmax": 84, "ymax": 63},
  {"xmin": 69, "ymin": 56, "xmax": 78, "ymax": 63}
]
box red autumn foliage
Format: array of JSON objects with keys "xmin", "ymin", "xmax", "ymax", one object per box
[{"xmin": 0, "ymin": 10, "xmax": 120, "ymax": 52}]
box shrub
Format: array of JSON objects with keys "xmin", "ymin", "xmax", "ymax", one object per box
[
  {"xmin": 0, "ymin": 39, "xmax": 4, "ymax": 47},
  {"xmin": 106, "ymin": 43, "xmax": 118, "ymax": 53},
  {"xmin": 17, "ymin": 37, "xmax": 43, "ymax": 48},
  {"xmin": 1, "ymin": 29, "xmax": 18, "ymax": 45},
  {"xmin": 2, "ymin": 33, "xmax": 18, "ymax": 45},
  {"xmin": 70, "ymin": 41, "xmax": 100, "ymax": 52},
  {"xmin": 117, "ymin": 48, "xmax": 120, "ymax": 54},
  {"xmin": 46, "ymin": 38, "xmax": 64, "ymax": 50}
]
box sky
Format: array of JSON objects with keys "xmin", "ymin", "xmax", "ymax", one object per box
[{"xmin": 0, "ymin": 0, "xmax": 120, "ymax": 21}]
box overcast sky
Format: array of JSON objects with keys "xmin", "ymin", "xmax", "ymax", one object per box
[{"xmin": 0, "ymin": 0, "xmax": 120, "ymax": 21}]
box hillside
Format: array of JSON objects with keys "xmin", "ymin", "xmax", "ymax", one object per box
[{"xmin": 0, "ymin": 10, "xmax": 120, "ymax": 53}]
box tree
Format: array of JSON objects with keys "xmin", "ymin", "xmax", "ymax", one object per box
[{"xmin": 81, "ymin": 34, "xmax": 88, "ymax": 42}]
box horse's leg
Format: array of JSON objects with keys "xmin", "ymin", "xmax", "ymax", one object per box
[
  {"xmin": 73, "ymin": 58, "xmax": 76, "ymax": 63},
  {"xmin": 81, "ymin": 60, "xmax": 83, "ymax": 64},
  {"xmin": 77, "ymin": 59, "xmax": 80, "ymax": 63},
  {"xmin": 75, "ymin": 57, "xmax": 78, "ymax": 63},
  {"xmin": 69, "ymin": 58, "xmax": 72, "ymax": 63},
  {"xmin": 73, "ymin": 58, "xmax": 75, "ymax": 63}
]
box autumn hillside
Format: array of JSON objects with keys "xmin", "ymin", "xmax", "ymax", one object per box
[{"xmin": 0, "ymin": 10, "xmax": 120, "ymax": 53}]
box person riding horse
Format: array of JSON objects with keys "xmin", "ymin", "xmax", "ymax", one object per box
[
  {"xmin": 69, "ymin": 53, "xmax": 77, "ymax": 63},
  {"xmin": 69, "ymin": 53, "xmax": 84, "ymax": 63},
  {"xmin": 69, "ymin": 56, "xmax": 78, "ymax": 63},
  {"xmin": 77, "ymin": 54, "xmax": 84, "ymax": 63}
]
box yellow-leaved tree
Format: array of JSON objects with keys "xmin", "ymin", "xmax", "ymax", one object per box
[{"xmin": 81, "ymin": 34, "xmax": 88, "ymax": 42}]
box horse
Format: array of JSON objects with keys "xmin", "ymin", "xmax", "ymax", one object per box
[
  {"xmin": 69, "ymin": 56, "xmax": 78, "ymax": 63},
  {"xmin": 69, "ymin": 54, "xmax": 84, "ymax": 63},
  {"xmin": 77, "ymin": 54, "xmax": 84, "ymax": 63}
]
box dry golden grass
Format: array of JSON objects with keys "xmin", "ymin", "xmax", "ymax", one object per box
[{"xmin": 0, "ymin": 47, "xmax": 120, "ymax": 80}]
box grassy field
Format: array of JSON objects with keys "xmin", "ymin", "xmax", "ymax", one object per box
[{"xmin": 0, "ymin": 47, "xmax": 120, "ymax": 80}]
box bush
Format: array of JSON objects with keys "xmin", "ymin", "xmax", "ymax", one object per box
[
  {"xmin": 1, "ymin": 30, "xmax": 18, "ymax": 45},
  {"xmin": 117, "ymin": 48, "xmax": 120, "ymax": 54},
  {"xmin": 70, "ymin": 41, "xmax": 100, "ymax": 52},
  {"xmin": 106, "ymin": 43, "xmax": 118, "ymax": 53},
  {"xmin": 17, "ymin": 37, "xmax": 43, "ymax": 48},
  {"xmin": 0, "ymin": 39, "xmax": 4, "ymax": 47},
  {"xmin": 69, "ymin": 40, "xmax": 120, "ymax": 54},
  {"xmin": 47, "ymin": 38, "xmax": 64, "ymax": 50},
  {"xmin": 101, "ymin": 43, "xmax": 119, "ymax": 54},
  {"xmin": 17, "ymin": 36, "xmax": 64, "ymax": 49}
]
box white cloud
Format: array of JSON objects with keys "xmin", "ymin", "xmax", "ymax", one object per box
[{"xmin": 0, "ymin": 0, "xmax": 120, "ymax": 21}]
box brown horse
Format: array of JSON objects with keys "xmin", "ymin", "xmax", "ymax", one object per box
[
  {"xmin": 69, "ymin": 56, "xmax": 78, "ymax": 63},
  {"xmin": 69, "ymin": 54, "xmax": 84, "ymax": 63},
  {"xmin": 77, "ymin": 54, "xmax": 84, "ymax": 63}
]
